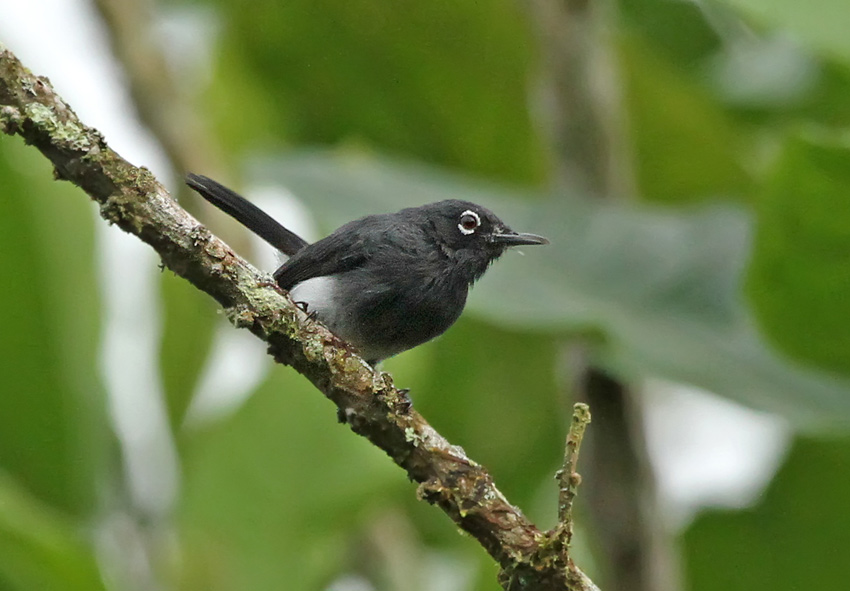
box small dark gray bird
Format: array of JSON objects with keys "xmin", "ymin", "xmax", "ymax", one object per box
[{"xmin": 186, "ymin": 173, "xmax": 548, "ymax": 365}]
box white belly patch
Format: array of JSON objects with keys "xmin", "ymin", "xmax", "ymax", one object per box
[{"xmin": 289, "ymin": 276, "xmax": 337, "ymax": 318}]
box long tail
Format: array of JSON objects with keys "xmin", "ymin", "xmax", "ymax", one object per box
[{"xmin": 186, "ymin": 174, "xmax": 309, "ymax": 256}]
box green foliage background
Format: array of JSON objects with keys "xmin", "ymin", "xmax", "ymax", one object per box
[{"xmin": 2, "ymin": 0, "xmax": 850, "ymax": 589}]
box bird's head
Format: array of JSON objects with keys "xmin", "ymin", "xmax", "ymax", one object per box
[{"xmin": 417, "ymin": 200, "xmax": 548, "ymax": 282}]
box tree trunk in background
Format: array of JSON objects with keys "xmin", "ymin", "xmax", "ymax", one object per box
[{"xmin": 525, "ymin": 1, "xmax": 680, "ymax": 590}]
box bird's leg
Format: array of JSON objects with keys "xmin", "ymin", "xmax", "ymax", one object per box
[{"xmin": 292, "ymin": 300, "xmax": 319, "ymax": 321}]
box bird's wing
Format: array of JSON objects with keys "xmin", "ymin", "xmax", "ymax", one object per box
[
  {"xmin": 273, "ymin": 227, "xmax": 371, "ymax": 290},
  {"xmin": 186, "ymin": 174, "xmax": 309, "ymax": 256}
]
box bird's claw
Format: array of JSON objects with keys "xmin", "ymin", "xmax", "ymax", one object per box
[{"xmin": 396, "ymin": 388, "xmax": 413, "ymax": 414}]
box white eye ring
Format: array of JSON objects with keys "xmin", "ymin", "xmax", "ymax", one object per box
[{"xmin": 458, "ymin": 210, "xmax": 481, "ymax": 235}]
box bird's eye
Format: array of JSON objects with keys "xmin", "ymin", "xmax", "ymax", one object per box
[{"xmin": 458, "ymin": 210, "xmax": 481, "ymax": 235}]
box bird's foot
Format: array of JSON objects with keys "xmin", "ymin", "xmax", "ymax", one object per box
[
  {"xmin": 294, "ymin": 301, "xmax": 319, "ymax": 321},
  {"xmin": 336, "ymin": 407, "xmax": 349, "ymax": 424},
  {"xmin": 396, "ymin": 388, "xmax": 413, "ymax": 414}
]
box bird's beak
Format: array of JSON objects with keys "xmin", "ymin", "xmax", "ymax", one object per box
[{"xmin": 490, "ymin": 231, "xmax": 549, "ymax": 246}]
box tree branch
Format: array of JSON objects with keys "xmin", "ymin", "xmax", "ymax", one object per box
[
  {"xmin": 500, "ymin": 404, "xmax": 595, "ymax": 591},
  {"xmin": 558, "ymin": 403, "xmax": 591, "ymax": 530},
  {"xmin": 0, "ymin": 45, "xmax": 598, "ymax": 591}
]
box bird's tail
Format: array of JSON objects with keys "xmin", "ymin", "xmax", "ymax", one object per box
[{"xmin": 186, "ymin": 173, "xmax": 309, "ymax": 256}]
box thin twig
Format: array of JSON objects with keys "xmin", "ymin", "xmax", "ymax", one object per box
[{"xmin": 558, "ymin": 403, "xmax": 591, "ymax": 534}]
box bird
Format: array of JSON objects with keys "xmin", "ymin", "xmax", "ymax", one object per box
[{"xmin": 186, "ymin": 173, "xmax": 548, "ymax": 365}]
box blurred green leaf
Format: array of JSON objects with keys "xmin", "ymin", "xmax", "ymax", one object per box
[
  {"xmin": 159, "ymin": 272, "xmax": 218, "ymax": 431},
  {"xmin": 0, "ymin": 141, "xmax": 107, "ymax": 515},
  {"xmin": 177, "ymin": 367, "xmax": 405, "ymax": 590},
  {"xmin": 619, "ymin": 34, "xmax": 753, "ymax": 204},
  {"xmin": 747, "ymin": 133, "xmax": 850, "ymax": 377},
  {"xmin": 201, "ymin": 0, "xmax": 546, "ymax": 184},
  {"xmin": 719, "ymin": 0, "xmax": 850, "ymax": 63},
  {"xmin": 795, "ymin": 60, "xmax": 850, "ymax": 127},
  {"xmin": 250, "ymin": 150, "xmax": 850, "ymax": 426},
  {"xmin": 618, "ymin": 0, "xmax": 721, "ymax": 71},
  {"xmin": 684, "ymin": 435, "xmax": 850, "ymax": 591},
  {"xmin": 0, "ymin": 474, "xmax": 104, "ymax": 591}
]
